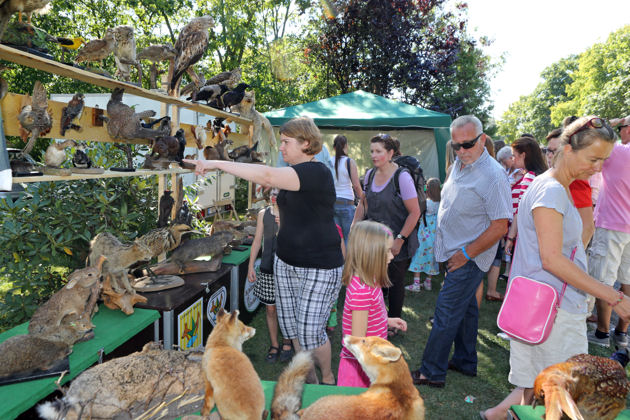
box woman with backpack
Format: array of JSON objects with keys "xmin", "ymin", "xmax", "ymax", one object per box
[
  {"xmin": 330, "ymin": 135, "xmax": 363, "ymax": 245},
  {"xmin": 352, "ymin": 133, "xmax": 420, "ymax": 336}
]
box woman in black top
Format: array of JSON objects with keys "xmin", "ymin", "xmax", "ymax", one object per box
[{"xmin": 184, "ymin": 117, "xmax": 343, "ymax": 385}]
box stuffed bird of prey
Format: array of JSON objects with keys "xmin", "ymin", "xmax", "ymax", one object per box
[
  {"xmin": 169, "ymin": 15, "xmax": 214, "ymax": 92},
  {"xmin": 0, "ymin": 0, "xmax": 51, "ymax": 39}
]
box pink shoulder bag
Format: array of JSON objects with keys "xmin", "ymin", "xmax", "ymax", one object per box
[{"xmin": 497, "ymin": 247, "xmax": 577, "ymax": 345}]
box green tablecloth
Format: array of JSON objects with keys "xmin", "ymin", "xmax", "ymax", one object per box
[
  {"xmin": 0, "ymin": 305, "xmax": 160, "ymax": 420},
  {"xmin": 178, "ymin": 380, "xmax": 365, "ymax": 419},
  {"xmin": 222, "ymin": 245, "xmax": 251, "ymax": 266},
  {"xmin": 511, "ymin": 405, "xmax": 630, "ymax": 419}
]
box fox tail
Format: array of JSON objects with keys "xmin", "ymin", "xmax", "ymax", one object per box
[{"xmin": 270, "ymin": 351, "xmax": 314, "ymax": 420}]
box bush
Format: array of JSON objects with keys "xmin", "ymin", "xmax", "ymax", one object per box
[{"xmin": 0, "ymin": 176, "xmax": 158, "ymax": 331}]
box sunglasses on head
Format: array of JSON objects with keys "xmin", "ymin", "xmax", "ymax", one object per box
[
  {"xmin": 570, "ymin": 117, "xmax": 610, "ymax": 141},
  {"xmin": 451, "ymin": 133, "xmax": 482, "ymax": 151}
]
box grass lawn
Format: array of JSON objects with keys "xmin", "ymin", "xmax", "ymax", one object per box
[{"xmin": 241, "ymin": 271, "xmax": 621, "ymax": 419}]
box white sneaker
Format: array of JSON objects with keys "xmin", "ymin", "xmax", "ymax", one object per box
[
  {"xmin": 613, "ymin": 331, "xmax": 628, "ymax": 349},
  {"xmin": 587, "ymin": 330, "xmax": 610, "ymax": 348},
  {"xmin": 423, "ymin": 279, "xmax": 432, "ymax": 291},
  {"xmin": 405, "ymin": 283, "xmax": 422, "ymax": 292},
  {"xmin": 497, "ymin": 332, "xmax": 511, "ymax": 341}
]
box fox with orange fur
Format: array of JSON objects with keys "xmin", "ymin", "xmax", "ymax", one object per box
[
  {"xmin": 271, "ymin": 335, "xmax": 424, "ymax": 420},
  {"xmin": 201, "ymin": 309, "xmax": 267, "ymax": 419}
]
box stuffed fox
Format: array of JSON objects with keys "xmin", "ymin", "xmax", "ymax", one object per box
[
  {"xmin": 272, "ymin": 335, "xmax": 425, "ymax": 420},
  {"xmin": 201, "ymin": 309, "xmax": 267, "ymax": 419}
]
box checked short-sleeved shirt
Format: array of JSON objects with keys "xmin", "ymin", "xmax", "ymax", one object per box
[{"xmin": 434, "ymin": 149, "xmax": 512, "ymax": 272}]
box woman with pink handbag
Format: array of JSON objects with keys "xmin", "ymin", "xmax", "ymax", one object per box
[{"xmin": 480, "ymin": 116, "xmax": 630, "ymax": 420}]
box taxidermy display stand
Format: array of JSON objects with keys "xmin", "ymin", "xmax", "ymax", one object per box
[{"xmin": 0, "ymin": 42, "xmax": 254, "ymax": 284}]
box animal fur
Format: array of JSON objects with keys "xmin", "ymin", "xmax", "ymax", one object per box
[
  {"xmin": 88, "ymin": 232, "xmax": 154, "ymax": 294},
  {"xmin": 104, "ymin": 88, "xmax": 170, "ymax": 141},
  {"xmin": 271, "ymin": 352, "xmax": 314, "ymax": 420},
  {"xmin": 0, "ymin": 335, "xmax": 71, "ymax": 377},
  {"xmin": 27, "ymin": 260, "xmax": 104, "ymax": 345},
  {"xmin": 167, "ymin": 231, "xmax": 235, "ymax": 273},
  {"xmin": 37, "ymin": 342, "xmax": 206, "ymax": 420},
  {"xmin": 201, "ymin": 309, "xmax": 266, "ymax": 419},
  {"xmin": 232, "ymin": 90, "xmax": 277, "ymax": 165},
  {"xmin": 203, "ymin": 138, "xmax": 233, "ymax": 161},
  {"xmin": 274, "ymin": 335, "xmax": 424, "ymax": 420}
]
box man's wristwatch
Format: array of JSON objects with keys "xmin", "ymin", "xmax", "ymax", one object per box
[{"xmin": 396, "ymin": 233, "xmax": 407, "ymax": 241}]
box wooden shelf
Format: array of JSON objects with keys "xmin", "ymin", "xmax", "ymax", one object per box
[
  {"xmin": 0, "ymin": 44, "xmax": 252, "ymax": 127},
  {"xmin": 12, "ymin": 167, "xmax": 192, "ymax": 183}
]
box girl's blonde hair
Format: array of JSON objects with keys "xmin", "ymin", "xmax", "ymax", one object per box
[
  {"xmin": 342, "ymin": 221, "xmax": 392, "ymax": 288},
  {"xmin": 426, "ymin": 178, "xmax": 441, "ymax": 202}
]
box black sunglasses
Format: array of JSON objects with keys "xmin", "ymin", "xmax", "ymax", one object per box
[{"xmin": 451, "ymin": 133, "xmax": 482, "ymax": 151}]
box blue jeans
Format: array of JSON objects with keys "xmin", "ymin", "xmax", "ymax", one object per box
[
  {"xmin": 419, "ymin": 259, "xmax": 484, "ymax": 381},
  {"xmin": 333, "ymin": 202, "xmax": 355, "ymax": 246}
]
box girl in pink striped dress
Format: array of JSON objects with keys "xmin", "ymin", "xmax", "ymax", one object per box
[{"xmin": 337, "ymin": 221, "xmax": 408, "ymax": 387}]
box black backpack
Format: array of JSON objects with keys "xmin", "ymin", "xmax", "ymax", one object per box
[{"xmin": 365, "ymin": 155, "xmax": 428, "ymax": 226}]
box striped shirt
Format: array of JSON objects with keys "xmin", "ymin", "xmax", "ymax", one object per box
[
  {"xmin": 340, "ymin": 275, "xmax": 388, "ymax": 359},
  {"xmin": 512, "ymin": 171, "xmax": 536, "ymax": 216},
  {"xmin": 434, "ymin": 149, "xmax": 512, "ymax": 272}
]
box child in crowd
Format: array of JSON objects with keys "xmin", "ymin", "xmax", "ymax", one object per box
[
  {"xmin": 247, "ymin": 189, "xmax": 293, "ymax": 363},
  {"xmin": 338, "ymin": 221, "xmax": 407, "ymax": 387},
  {"xmin": 406, "ymin": 178, "xmax": 441, "ymax": 292},
  {"xmin": 326, "ymin": 224, "xmax": 346, "ymax": 333}
]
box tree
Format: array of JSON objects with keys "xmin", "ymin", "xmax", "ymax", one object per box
[
  {"xmin": 550, "ymin": 25, "xmax": 630, "ymax": 125},
  {"xmin": 305, "ymin": 0, "xmax": 496, "ymax": 122},
  {"xmin": 498, "ymin": 25, "xmax": 630, "ymax": 142},
  {"xmin": 497, "ymin": 56, "xmax": 578, "ymax": 142}
]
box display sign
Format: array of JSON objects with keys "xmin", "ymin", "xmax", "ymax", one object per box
[
  {"xmin": 177, "ymin": 297, "xmax": 203, "ymax": 350},
  {"xmin": 207, "ymin": 286, "xmax": 228, "ymax": 326}
]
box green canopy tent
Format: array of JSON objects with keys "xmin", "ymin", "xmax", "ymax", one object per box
[{"xmin": 263, "ymin": 90, "xmax": 451, "ymax": 181}]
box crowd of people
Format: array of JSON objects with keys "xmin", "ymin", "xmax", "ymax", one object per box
[{"xmin": 183, "ymin": 111, "xmax": 630, "ymax": 419}]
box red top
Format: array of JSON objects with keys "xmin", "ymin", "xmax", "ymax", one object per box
[{"xmin": 569, "ymin": 180, "xmax": 592, "ymax": 209}]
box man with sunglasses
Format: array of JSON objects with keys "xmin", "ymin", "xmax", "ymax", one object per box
[
  {"xmin": 411, "ymin": 115, "xmax": 511, "ymax": 387},
  {"xmin": 587, "ymin": 116, "xmax": 630, "ymax": 349}
]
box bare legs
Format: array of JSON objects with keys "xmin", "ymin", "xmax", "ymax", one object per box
[
  {"xmin": 291, "ymin": 338, "xmax": 334, "ymax": 385},
  {"xmin": 482, "ymin": 387, "xmax": 533, "ymax": 420},
  {"xmin": 595, "ymin": 283, "xmax": 630, "ymax": 334}
]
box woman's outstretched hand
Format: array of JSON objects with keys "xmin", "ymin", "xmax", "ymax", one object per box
[
  {"xmin": 182, "ymin": 159, "xmax": 218, "ymax": 176},
  {"xmin": 613, "ymin": 295, "xmax": 630, "ymax": 322}
]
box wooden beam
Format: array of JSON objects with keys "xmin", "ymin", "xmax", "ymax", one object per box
[
  {"xmin": 0, "ymin": 92, "xmax": 224, "ymax": 148},
  {"xmin": 12, "ymin": 167, "xmax": 191, "ymax": 183},
  {"xmin": 0, "ymin": 44, "xmax": 253, "ymax": 127}
]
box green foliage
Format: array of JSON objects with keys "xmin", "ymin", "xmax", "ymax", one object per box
[
  {"xmin": 305, "ymin": 1, "xmax": 497, "ymax": 119},
  {"xmin": 0, "ymin": 176, "xmax": 158, "ymax": 331},
  {"xmin": 550, "ymin": 26, "xmax": 630, "ymax": 125},
  {"xmin": 498, "ymin": 26, "xmax": 630, "ymax": 142}
]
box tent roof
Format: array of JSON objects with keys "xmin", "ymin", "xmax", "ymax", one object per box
[{"xmin": 263, "ymin": 90, "xmax": 451, "ymax": 128}]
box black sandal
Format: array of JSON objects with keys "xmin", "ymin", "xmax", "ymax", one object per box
[
  {"xmin": 266, "ymin": 346, "xmax": 280, "ymax": 364},
  {"xmin": 278, "ymin": 342, "xmax": 294, "ymax": 362}
]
